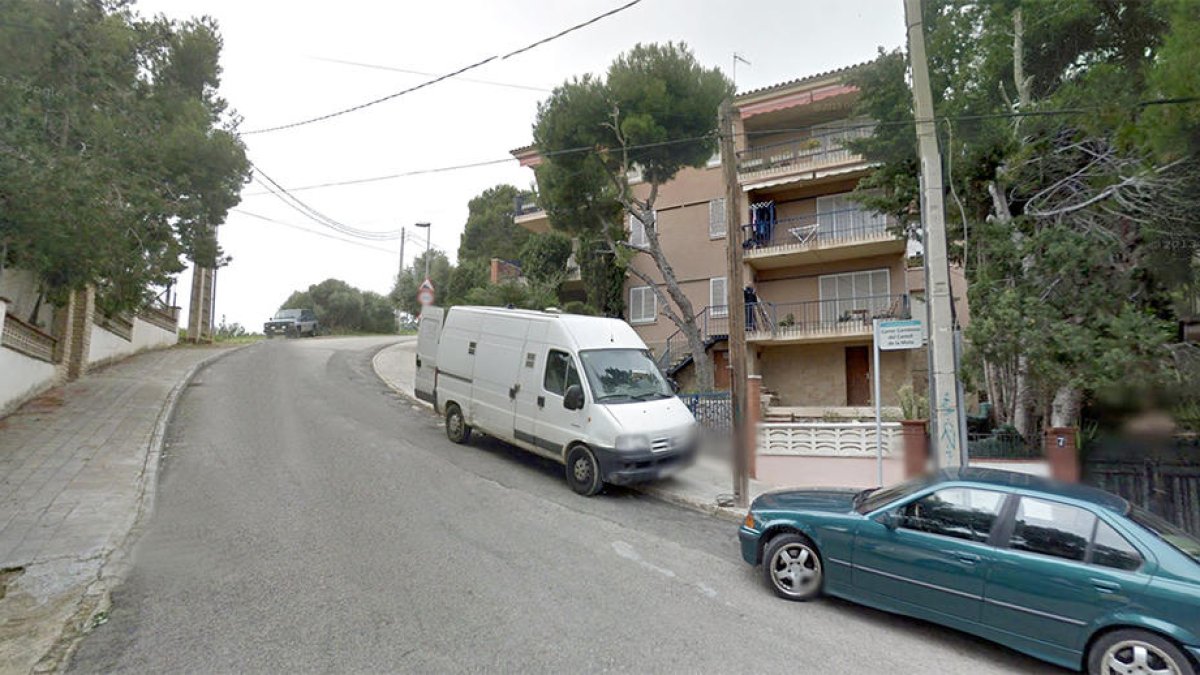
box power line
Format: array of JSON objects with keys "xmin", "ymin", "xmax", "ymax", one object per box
[
  {"xmin": 250, "ymin": 163, "xmax": 405, "ymax": 240},
  {"xmin": 242, "ymin": 0, "xmax": 643, "ymax": 135},
  {"xmin": 233, "ymin": 209, "xmax": 398, "ymax": 254},
  {"xmin": 309, "ymin": 56, "xmax": 553, "ymax": 93}
]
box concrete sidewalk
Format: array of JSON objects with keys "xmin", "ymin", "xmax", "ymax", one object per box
[
  {"xmin": 0, "ymin": 344, "xmax": 240, "ymax": 673},
  {"xmin": 372, "ymin": 340, "xmax": 769, "ymax": 523}
]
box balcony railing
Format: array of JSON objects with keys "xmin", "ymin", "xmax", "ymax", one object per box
[
  {"xmin": 737, "ymin": 125, "xmax": 872, "ymax": 179},
  {"xmin": 746, "ymin": 294, "xmax": 910, "ymax": 339},
  {"xmin": 743, "ymin": 208, "xmax": 895, "ymax": 252},
  {"xmin": 514, "ymin": 192, "xmax": 543, "ymax": 217}
]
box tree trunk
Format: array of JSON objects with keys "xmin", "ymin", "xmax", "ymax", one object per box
[{"xmin": 1049, "ymin": 385, "xmax": 1081, "ymax": 428}]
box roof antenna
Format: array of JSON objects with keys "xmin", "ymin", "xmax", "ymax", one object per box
[{"xmin": 732, "ymin": 52, "xmax": 751, "ymax": 90}]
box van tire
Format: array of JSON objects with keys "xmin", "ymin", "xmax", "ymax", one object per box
[
  {"xmin": 565, "ymin": 445, "xmax": 603, "ymax": 496},
  {"xmin": 445, "ymin": 404, "xmax": 471, "ymax": 444}
]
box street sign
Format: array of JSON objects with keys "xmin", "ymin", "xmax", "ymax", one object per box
[
  {"xmin": 417, "ymin": 278, "xmax": 435, "ymax": 306},
  {"xmin": 875, "ymin": 319, "xmax": 923, "ymax": 351}
]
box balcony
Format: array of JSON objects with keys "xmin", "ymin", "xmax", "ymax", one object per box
[
  {"xmin": 742, "ymin": 208, "xmax": 904, "ymax": 269},
  {"xmin": 513, "ymin": 192, "xmax": 549, "ymax": 233},
  {"xmin": 737, "ymin": 125, "xmax": 872, "ymax": 189},
  {"xmin": 746, "ymin": 294, "xmax": 910, "ymax": 344}
]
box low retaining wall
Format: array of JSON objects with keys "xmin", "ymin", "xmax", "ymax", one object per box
[
  {"xmin": 87, "ymin": 316, "xmax": 178, "ymax": 367},
  {"xmin": 0, "ymin": 298, "xmax": 61, "ymax": 414},
  {"xmin": 757, "ymin": 422, "xmax": 905, "ymax": 488}
]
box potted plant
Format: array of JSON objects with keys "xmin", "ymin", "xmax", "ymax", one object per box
[{"xmin": 897, "ymin": 383, "xmax": 930, "ymax": 477}]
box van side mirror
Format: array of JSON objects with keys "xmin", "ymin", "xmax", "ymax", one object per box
[
  {"xmin": 563, "ymin": 384, "xmax": 584, "ymax": 411},
  {"xmin": 875, "ymin": 510, "xmax": 899, "ymax": 530},
  {"xmin": 667, "ymin": 377, "xmax": 680, "ymax": 394}
]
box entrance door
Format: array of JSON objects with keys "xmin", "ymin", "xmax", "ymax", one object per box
[{"xmin": 845, "ymin": 346, "xmax": 870, "ymax": 405}]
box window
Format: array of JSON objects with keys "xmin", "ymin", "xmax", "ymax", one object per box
[
  {"xmin": 629, "ymin": 286, "xmax": 656, "ymax": 324},
  {"xmin": 818, "ymin": 269, "xmax": 891, "ymax": 323},
  {"xmin": 1091, "ymin": 520, "xmax": 1142, "ymax": 571},
  {"xmin": 1009, "ymin": 497, "xmax": 1095, "ymax": 562},
  {"xmin": 709, "ymin": 277, "xmax": 728, "ymax": 317},
  {"xmin": 900, "ymin": 488, "xmax": 1005, "ymax": 543},
  {"xmin": 815, "ymin": 192, "xmax": 886, "ymax": 239},
  {"xmin": 708, "ymin": 198, "xmax": 726, "ymax": 239},
  {"xmin": 628, "ymin": 212, "xmax": 653, "ymax": 248},
  {"xmin": 543, "ymin": 350, "xmax": 581, "ymax": 396}
]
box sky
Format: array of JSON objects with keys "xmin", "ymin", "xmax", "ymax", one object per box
[{"xmin": 135, "ymin": 0, "xmax": 906, "ymax": 331}]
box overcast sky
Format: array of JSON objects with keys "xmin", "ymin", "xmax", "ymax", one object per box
[{"xmin": 136, "ymin": 0, "xmax": 905, "ymax": 330}]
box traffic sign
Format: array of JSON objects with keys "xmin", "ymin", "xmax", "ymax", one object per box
[
  {"xmin": 417, "ymin": 278, "xmax": 435, "ymax": 306},
  {"xmin": 875, "ymin": 319, "xmax": 923, "ymax": 351}
]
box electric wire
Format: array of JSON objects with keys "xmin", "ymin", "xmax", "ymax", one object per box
[{"xmin": 242, "ymin": 0, "xmax": 643, "ymax": 135}]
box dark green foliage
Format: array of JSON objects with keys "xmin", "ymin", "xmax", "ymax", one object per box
[
  {"xmin": 0, "ymin": 1, "xmax": 250, "ymax": 315},
  {"xmin": 281, "ymin": 278, "xmax": 395, "ymax": 334},
  {"xmin": 577, "ymin": 234, "xmax": 625, "ymax": 317},
  {"xmin": 390, "ymin": 250, "xmax": 452, "ymax": 317},
  {"xmin": 457, "ymin": 184, "xmax": 530, "ymax": 265},
  {"xmin": 518, "ymin": 231, "xmax": 572, "ymax": 284}
]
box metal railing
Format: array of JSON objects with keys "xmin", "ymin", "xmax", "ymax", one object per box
[
  {"xmin": 746, "ymin": 294, "xmax": 910, "ymax": 338},
  {"xmin": 736, "ymin": 125, "xmax": 872, "ymax": 177},
  {"xmin": 967, "ymin": 431, "xmax": 1042, "ymax": 460},
  {"xmin": 2, "ymin": 312, "xmax": 57, "ymax": 363},
  {"xmin": 742, "ymin": 208, "xmax": 896, "ymax": 251},
  {"xmin": 514, "ymin": 192, "xmax": 543, "ymax": 217},
  {"xmin": 652, "ymin": 305, "xmax": 729, "ymax": 373}
]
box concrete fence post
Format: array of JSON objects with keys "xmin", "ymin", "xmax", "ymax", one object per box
[{"xmin": 1045, "ymin": 427, "xmax": 1080, "ymax": 483}]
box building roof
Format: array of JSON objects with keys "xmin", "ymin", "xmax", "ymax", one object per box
[{"xmin": 735, "ymin": 61, "xmax": 873, "ymax": 100}]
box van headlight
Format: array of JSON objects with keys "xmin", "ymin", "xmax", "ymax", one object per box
[{"xmin": 614, "ymin": 434, "xmax": 650, "ymax": 453}]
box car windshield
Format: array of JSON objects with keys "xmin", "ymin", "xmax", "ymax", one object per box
[
  {"xmin": 855, "ymin": 474, "xmax": 936, "ymax": 514},
  {"xmin": 1130, "ymin": 506, "xmax": 1200, "ymax": 566},
  {"xmin": 578, "ymin": 349, "xmax": 672, "ymax": 403},
  {"xmin": 274, "ymin": 309, "xmax": 301, "ymax": 319}
]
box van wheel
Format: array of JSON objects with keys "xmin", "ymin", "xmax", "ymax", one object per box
[
  {"xmin": 445, "ymin": 404, "xmax": 471, "ymax": 444},
  {"xmin": 565, "ymin": 445, "xmax": 602, "ymax": 496}
]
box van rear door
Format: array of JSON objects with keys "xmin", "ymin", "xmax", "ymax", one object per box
[{"xmin": 415, "ymin": 306, "xmax": 444, "ymax": 405}]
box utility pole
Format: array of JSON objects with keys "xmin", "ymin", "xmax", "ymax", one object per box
[
  {"xmin": 905, "ymin": 0, "xmax": 965, "ymax": 467},
  {"xmin": 720, "ymin": 99, "xmax": 750, "ymax": 506},
  {"xmin": 398, "ymin": 226, "xmax": 406, "ymax": 282}
]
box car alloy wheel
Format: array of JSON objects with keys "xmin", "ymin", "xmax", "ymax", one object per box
[
  {"xmin": 764, "ymin": 534, "xmax": 823, "ymax": 601},
  {"xmin": 1099, "ymin": 640, "xmax": 1186, "ymax": 675}
]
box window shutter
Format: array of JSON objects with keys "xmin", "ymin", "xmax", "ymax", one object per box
[
  {"xmin": 710, "ymin": 278, "xmax": 728, "ymax": 317},
  {"xmin": 708, "ymin": 198, "xmax": 726, "ymax": 239}
]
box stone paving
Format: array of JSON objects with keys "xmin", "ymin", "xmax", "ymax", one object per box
[{"xmin": 0, "ymin": 344, "xmax": 238, "ymax": 673}]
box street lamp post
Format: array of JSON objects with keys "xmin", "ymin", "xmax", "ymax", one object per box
[{"xmin": 415, "ymin": 222, "xmax": 431, "ymax": 280}]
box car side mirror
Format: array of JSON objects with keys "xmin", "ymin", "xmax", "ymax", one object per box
[
  {"xmin": 563, "ymin": 384, "xmax": 584, "ymax": 411},
  {"xmin": 876, "ymin": 511, "xmax": 899, "ymax": 530}
]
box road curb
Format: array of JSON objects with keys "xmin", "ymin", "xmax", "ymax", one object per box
[
  {"xmin": 371, "ymin": 339, "xmax": 431, "ymax": 411},
  {"xmin": 37, "ymin": 342, "xmax": 254, "ymax": 673}
]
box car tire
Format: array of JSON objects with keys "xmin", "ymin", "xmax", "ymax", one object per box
[
  {"xmin": 1087, "ymin": 629, "xmax": 1195, "ymax": 675},
  {"xmin": 565, "ymin": 445, "xmax": 603, "ymax": 496},
  {"xmin": 445, "ymin": 404, "xmax": 471, "ymax": 444},
  {"xmin": 762, "ymin": 533, "xmax": 824, "ymax": 601}
]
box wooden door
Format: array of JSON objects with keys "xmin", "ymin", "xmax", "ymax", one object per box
[{"xmin": 845, "ymin": 346, "xmax": 870, "ymax": 406}]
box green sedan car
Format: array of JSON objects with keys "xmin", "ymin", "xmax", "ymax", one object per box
[{"xmin": 739, "ymin": 467, "xmax": 1200, "ymax": 674}]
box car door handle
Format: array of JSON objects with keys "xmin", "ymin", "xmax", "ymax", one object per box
[
  {"xmin": 1091, "ymin": 579, "xmax": 1120, "ymax": 594},
  {"xmin": 509, "ymin": 384, "xmax": 520, "ymax": 400},
  {"xmin": 415, "ymin": 356, "xmax": 422, "ymax": 368},
  {"xmin": 954, "ymin": 552, "xmax": 981, "ymax": 565},
  {"xmin": 537, "ymin": 395, "xmax": 545, "ymax": 408}
]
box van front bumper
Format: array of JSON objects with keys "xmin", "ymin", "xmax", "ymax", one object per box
[{"xmin": 593, "ymin": 443, "xmax": 696, "ymax": 486}]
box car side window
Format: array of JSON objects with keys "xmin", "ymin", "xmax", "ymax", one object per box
[
  {"xmin": 543, "ymin": 350, "xmax": 580, "ymax": 396},
  {"xmin": 1091, "ymin": 520, "xmax": 1142, "ymax": 571},
  {"xmin": 1009, "ymin": 497, "xmax": 1095, "ymax": 562},
  {"xmin": 899, "ymin": 488, "xmax": 1005, "ymax": 543}
]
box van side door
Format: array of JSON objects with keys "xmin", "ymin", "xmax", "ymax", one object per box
[
  {"xmin": 513, "ymin": 342, "xmax": 546, "ymax": 454},
  {"xmin": 469, "ymin": 317, "xmax": 527, "ymax": 439},
  {"xmin": 414, "ymin": 307, "xmax": 444, "ymax": 405}
]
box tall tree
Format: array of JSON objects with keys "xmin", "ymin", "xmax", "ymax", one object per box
[
  {"xmin": 533, "ymin": 42, "xmax": 732, "ymax": 389},
  {"xmin": 0, "ymin": 1, "xmax": 249, "ymax": 315},
  {"xmin": 390, "ymin": 249, "xmax": 452, "ymax": 317},
  {"xmin": 456, "ymin": 184, "xmax": 531, "ymax": 265}
]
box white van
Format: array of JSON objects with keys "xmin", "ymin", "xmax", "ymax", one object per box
[{"xmin": 415, "ymin": 306, "xmax": 698, "ymax": 495}]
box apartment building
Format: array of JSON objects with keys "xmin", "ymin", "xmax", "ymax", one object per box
[{"xmin": 517, "ymin": 63, "xmax": 940, "ymax": 407}]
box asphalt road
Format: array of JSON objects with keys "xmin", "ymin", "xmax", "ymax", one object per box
[{"xmin": 69, "ymin": 336, "xmax": 1060, "ymax": 673}]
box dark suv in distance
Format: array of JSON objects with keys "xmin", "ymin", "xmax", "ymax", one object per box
[{"xmin": 264, "ymin": 308, "xmax": 319, "ymax": 338}]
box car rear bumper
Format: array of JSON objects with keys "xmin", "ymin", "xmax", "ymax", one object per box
[
  {"xmin": 593, "ymin": 443, "xmax": 696, "ymax": 486},
  {"xmin": 738, "ymin": 526, "xmax": 761, "ymax": 565}
]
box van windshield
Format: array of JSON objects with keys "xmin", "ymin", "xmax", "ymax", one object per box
[{"xmin": 578, "ymin": 349, "xmax": 672, "ymax": 404}]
